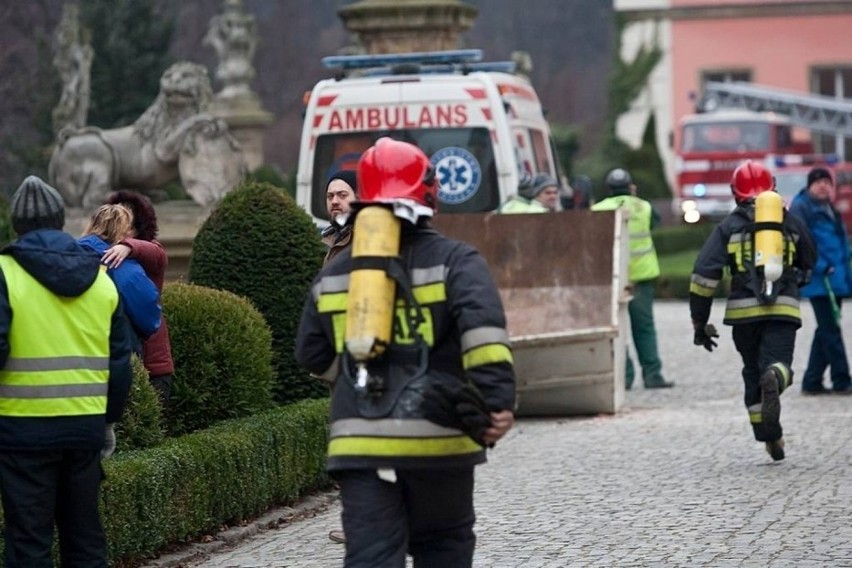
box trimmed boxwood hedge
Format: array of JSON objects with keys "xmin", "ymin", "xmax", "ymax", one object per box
[
  {"xmin": 101, "ymin": 398, "xmax": 330, "ymax": 566},
  {"xmin": 114, "ymin": 356, "xmax": 165, "ymax": 452},
  {"xmin": 188, "ymin": 181, "xmax": 326, "ymax": 405},
  {"xmin": 164, "ymin": 282, "xmax": 277, "ymax": 436}
]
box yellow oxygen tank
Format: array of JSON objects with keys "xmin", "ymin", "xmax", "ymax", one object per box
[
  {"xmin": 345, "ymin": 206, "xmax": 401, "ymax": 385},
  {"xmin": 754, "ymin": 190, "xmax": 785, "ymax": 288}
]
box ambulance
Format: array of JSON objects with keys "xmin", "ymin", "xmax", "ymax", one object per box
[{"xmin": 295, "ymin": 49, "xmax": 564, "ymax": 225}]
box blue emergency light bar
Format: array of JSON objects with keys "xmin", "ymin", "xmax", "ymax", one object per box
[
  {"xmin": 774, "ymin": 153, "xmax": 840, "ymax": 167},
  {"xmin": 322, "ymin": 49, "xmax": 483, "ymax": 70},
  {"xmin": 362, "ymin": 61, "xmax": 517, "ymax": 78}
]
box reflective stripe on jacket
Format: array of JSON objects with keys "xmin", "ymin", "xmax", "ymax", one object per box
[
  {"xmin": 689, "ymin": 203, "xmax": 816, "ymax": 327},
  {"xmin": 592, "ymin": 195, "xmax": 660, "ymax": 281},
  {"xmin": 296, "ymin": 226, "xmax": 516, "ymax": 471},
  {"xmin": 0, "ymin": 256, "xmax": 117, "ymax": 417}
]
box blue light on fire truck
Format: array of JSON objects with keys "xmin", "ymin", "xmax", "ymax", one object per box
[
  {"xmin": 774, "ymin": 154, "xmax": 839, "ymax": 168},
  {"xmin": 693, "ymin": 183, "xmax": 707, "ymax": 197}
]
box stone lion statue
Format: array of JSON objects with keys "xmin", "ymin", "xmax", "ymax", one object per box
[{"xmin": 49, "ymin": 61, "xmax": 246, "ymax": 207}]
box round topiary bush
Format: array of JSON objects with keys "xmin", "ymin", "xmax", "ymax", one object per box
[
  {"xmin": 115, "ymin": 355, "xmax": 164, "ymax": 452},
  {"xmin": 163, "ymin": 282, "xmax": 276, "ymax": 435},
  {"xmin": 188, "ymin": 181, "xmax": 326, "ymax": 404}
]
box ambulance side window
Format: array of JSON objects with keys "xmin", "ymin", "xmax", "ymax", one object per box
[{"xmin": 530, "ymin": 130, "xmax": 552, "ymax": 175}]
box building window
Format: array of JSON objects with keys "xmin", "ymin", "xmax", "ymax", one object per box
[
  {"xmin": 810, "ymin": 66, "xmax": 852, "ymax": 159},
  {"xmin": 701, "ymin": 70, "xmax": 751, "ymax": 86}
]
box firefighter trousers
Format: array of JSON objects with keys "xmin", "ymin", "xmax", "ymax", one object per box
[
  {"xmin": 732, "ymin": 320, "xmax": 797, "ymax": 442},
  {"xmin": 334, "ymin": 467, "xmax": 476, "ymax": 568}
]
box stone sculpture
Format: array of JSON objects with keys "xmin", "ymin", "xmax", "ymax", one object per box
[
  {"xmin": 204, "ymin": 0, "xmax": 257, "ymax": 102},
  {"xmin": 52, "ymin": 3, "xmax": 93, "ymax": 135},
  {"xmin": 48, "ymin": 62, "xmax": 247, "ymax": 207}
]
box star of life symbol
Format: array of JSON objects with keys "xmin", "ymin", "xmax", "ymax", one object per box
[{"xmin": 430, "ymin": 147, "xmax": 481, "ymax": 205}]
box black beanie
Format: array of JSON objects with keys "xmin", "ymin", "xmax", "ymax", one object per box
[
  {"xmin": 11, "ymin": 176, "xmax": 65, "ymax": 235},
  {"xmin": 327, "ymin": 170, "xmax": 358, "ymax": 195},
  {"xmin": 807, "ymin": 167, "xmax": 833, "ymax": 187}
]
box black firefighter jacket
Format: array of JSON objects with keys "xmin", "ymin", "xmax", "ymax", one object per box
[
  {"xmin": 689, "ymin": 203, "xmax": 816, "ymax": 328},
  {"xmin": 295, "ymin": 224, "xmax": 516, "ymax": 472}
]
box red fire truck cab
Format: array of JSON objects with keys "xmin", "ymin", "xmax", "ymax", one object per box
[{"xmin": 674, "ymin": 110, "xmax": 812, "ymax": 224}]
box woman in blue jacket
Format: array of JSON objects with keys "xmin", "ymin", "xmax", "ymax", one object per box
[
  {"xmin": 79, "ymin": 204, "xmax": 161, "ymax": 348},
  {"xmin": 789, "ymin": 167, "xmax": 852, "ymax": 394}
]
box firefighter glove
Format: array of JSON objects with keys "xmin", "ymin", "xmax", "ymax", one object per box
[
  {"xmin": 694, "ymin": 323, "xmax": 719, "ymax": 352},
  {"xmin": 421, "ymin": 381, "xmax": 492, "ymax": 447}
]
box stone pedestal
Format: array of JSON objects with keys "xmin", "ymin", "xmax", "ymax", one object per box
[
  {"xmin": 338, "ymin": 0, "xmax": 478, "ymax": 54},
  {"xmin": 210, "ymin": 96, "xmax": 273, "ymax": 173}
]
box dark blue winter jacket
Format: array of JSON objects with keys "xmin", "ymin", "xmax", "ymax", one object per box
[{"xmin": 789, "ymin": 189, "xmax": 852, "ymax": 298}]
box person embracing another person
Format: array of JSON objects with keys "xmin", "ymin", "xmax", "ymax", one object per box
[
  {"xmin": 78, "ymin": 204, "xmax": 161, "ymax": 354},
  {"xmin": 99, "ymin": 191, "xmax": 175, "ymax": 407}
]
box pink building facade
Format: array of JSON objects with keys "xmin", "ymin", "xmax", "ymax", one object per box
[{"xmin": 615, "ymin": 0, "xmax": 852, "ymax": 190}]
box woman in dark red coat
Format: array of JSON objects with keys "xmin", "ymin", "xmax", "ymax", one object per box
[{"xmin": 101, "ymin": 191, "xmax": 175, "ymax": 407}]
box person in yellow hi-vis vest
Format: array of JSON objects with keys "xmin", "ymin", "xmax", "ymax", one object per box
[
  {"xmin": 592, "ymin": 168, "xmax": 673, "ymax": 390},
  {"xmin": 0, "ymin": 176, "xmax": 133, "ymax": 567}
]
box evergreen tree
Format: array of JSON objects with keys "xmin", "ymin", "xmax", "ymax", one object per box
[
  {"xmin": 81, "ymin": 0, "xmax": 175, "ymax": 129},
  {"xmin": 577, "ymin": 13, "xmax": 667, "ymax": 201}
]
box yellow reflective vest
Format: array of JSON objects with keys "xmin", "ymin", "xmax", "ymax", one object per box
[
  {"xmin": 592, "ymin": 194, "xmax": 660, "ymax": 282},
  {"xmin": 0, "ymin": 256, "xmax": 118, "ymax": 417}
]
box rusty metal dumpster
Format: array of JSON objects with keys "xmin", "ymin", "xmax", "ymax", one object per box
[{"xmin": 433, "ymin": 209, "xmax": 630, "ymax": 416}]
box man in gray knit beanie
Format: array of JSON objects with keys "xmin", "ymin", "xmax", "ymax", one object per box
[
  {"xmin": 0, "ymin": 175, "xmax": 132, "ymax": 565},
  {"xmin": 10, "ymin": 175, "xmax": 66, "ymax": 235}
]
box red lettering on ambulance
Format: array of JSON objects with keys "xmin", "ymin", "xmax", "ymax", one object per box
[
  {"xmin": 419, "ymin": 107, "xmax": 434, "ymax": 127},
  {"xmin": 453, "ymin": 105, "xmax": 467, "ymax": 126},
  {"xmin": 384, "ymin": 107, "xmax": 401, "ymax": 129},
  {"xmin": 328, "ymin": 111, "xmax": 343, "ymax": 131},
  {"xmin": 368, "ymin": 108, "xmax": 381, "ymax": 129},
  {"xmin": 435, "ymin": 105, "xmax": 452, "ymax": 126},
  {"xmin": 346, "ymin": 109, "xmax": 364, "ymax": 130},
  {"xmin": 404, "ymin": 107, "xmax": 417, "ymax": 128}
]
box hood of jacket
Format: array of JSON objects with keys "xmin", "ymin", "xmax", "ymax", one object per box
[{"xmin": 3, "ymin": 229, "xmax": 101, "ymax": 297}]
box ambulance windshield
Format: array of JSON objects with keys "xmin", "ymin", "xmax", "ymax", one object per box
[{"xmin": 312, "ymin": 127, "xmax": 499, "ymax": 219}]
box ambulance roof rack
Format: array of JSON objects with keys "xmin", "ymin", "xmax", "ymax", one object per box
[
  {"xmin": 322, "ymin": 49, "xmax": 516, "ymax": 78},
  {"xmin": 361, "ymin": 61, "xmax": 517, "ymax": 77},
  {"xmin": 323, "ymin": 49, "xmax": 483, "ymax": 70}
]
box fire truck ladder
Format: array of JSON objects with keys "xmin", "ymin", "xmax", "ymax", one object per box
[{"xmin": 699, "ymin": 81, "xmax": 852, "ymax": 137}]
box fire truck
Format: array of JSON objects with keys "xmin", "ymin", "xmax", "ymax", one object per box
[
  {"xmin": 674, "ymin": 81, "xmax": 852, "ymax": 224},
  {"xmin": 674, "ymin": 110, "xmax": 810, "ymax": 223}
]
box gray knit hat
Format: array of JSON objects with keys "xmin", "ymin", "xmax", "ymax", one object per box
[{"xmin": 11, "ymin": 176, "xmax": 65, "ymax": 235}]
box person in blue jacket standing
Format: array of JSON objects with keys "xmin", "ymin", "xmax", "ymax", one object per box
[{"xmin": 789, "ymin": 166, "xmax": 852, "ymax": 395}]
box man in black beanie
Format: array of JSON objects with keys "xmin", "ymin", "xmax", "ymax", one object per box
[{"xmin": 0, "ymin": 176, "xmax": 132, "ymax": 566}]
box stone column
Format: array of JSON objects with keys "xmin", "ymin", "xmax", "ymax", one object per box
[
  {"xmin": 205, "ymin": 0, "xmax": 273, "ymax": 172},
  {"xmin": 338, "ymin": 0, "xmax": 478, "ymax": 55}
]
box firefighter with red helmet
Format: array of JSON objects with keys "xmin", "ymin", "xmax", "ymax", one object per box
[
  {"xmin": 689, "ymin": 160, "xmax": 815, "ymax": 461},
  {"xmin": 295, "ymin": 137, "xmax": 516, "ymax": 567}
]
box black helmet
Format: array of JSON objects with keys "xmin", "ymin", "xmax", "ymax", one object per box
[{"xmin": 605, "ymin": 168, "xmax": 632, "ymax": 190}]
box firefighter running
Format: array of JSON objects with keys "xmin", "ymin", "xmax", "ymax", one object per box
[
  {"xmin": 689, "ymin": 160, "xmax": 816, "ymax": 461},
  {"xmin": 295, "ymin": 138, "xmax": 516, "ymax": 567}
]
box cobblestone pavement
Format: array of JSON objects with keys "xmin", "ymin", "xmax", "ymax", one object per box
[{"xmin": 149, "ymin": 301, "xmax": 852, "ymax": 567}]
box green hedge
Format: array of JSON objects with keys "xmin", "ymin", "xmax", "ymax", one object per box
[
  {"xmin": 652, "ymin": 223, "xmax": 716, "ymax": 256},
  {"xmin": 102, "ymin": 398, "xmax": 330, "ymax": 565},
  {"xmin": 188, "ymin": 181, "xmax": 327, "ymax": 404},
  {"xmin": 164, "ymin": 282, "xmax": 276, "ymax": 436},
  {"xmin": 114, "ymin": 356, "xmax": 164, "ymax": 452}
]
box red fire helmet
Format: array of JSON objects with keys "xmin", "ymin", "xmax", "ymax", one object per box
[
  {"xmin": 731, "ymin": 160, "xmax": 775, "ymax": 203},
  {"xmin": 357, "ymin": 138, "xmax": 437, "ymax": 210}
]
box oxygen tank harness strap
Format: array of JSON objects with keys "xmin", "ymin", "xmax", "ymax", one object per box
[{"xmin": 343, "ymin": 254, "xmax": 430, "ymax": 416}]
